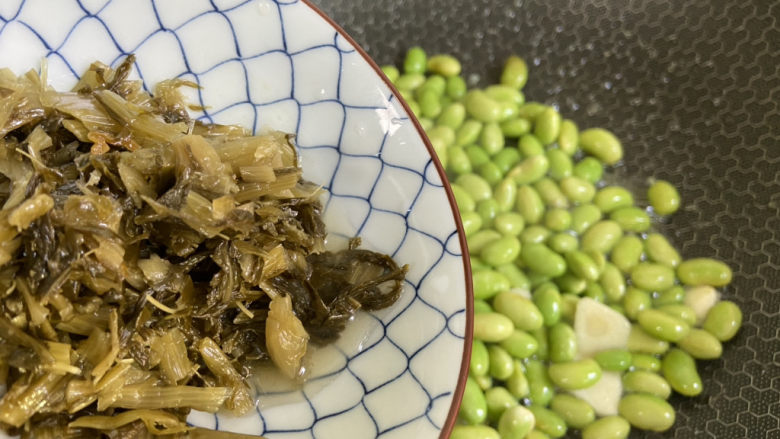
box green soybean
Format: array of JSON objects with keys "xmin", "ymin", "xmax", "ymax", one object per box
[
  {"xmin": 500, "ymin": 117, "xmax": 532, "ymax": 137},
  {"xmin": 526, "ymin": 359, "xmax": 555, "ymax": 406},
  {"xmin": 623, "ymin": 287, "xmax": 652, "ymax": 320},
  {"xmin": 658, "ymin": 303, "xmax": 697, "ymax": 326},
  {"xmin": 493, "ymin": 148, "xmax": 522, "ymax": 174},
  {"xmin": 521, "ymin": 243, "xmax": 567, "ymax": 277},
  {"xmin": 610, "ymin": 207, "xmax": 650, "ymax": 232},
  {"xmin": 473, "ymin": 270, "xmax": 511, "ymax": 300},
  {"xmin": 557, "ymin": 119, "xmax": 579, "ymax": 155},
  {"xmin": 528, "ymin": 406, "xmax": 567, "ymax": 438},
  {"xmin": 451, "ymin": 184, "xmax": 475, "ymax": 212},
  {"xmin": 572, "ymin": 156, "xmax": 603, "ymax": 183},
  {"xmin": 455, "ymin": 173, "xmax": 492, "ymax": 201},
  {"xmin": 548, "ymin": 322, "xmax": 577, "ymax": 362},
  {"xmin": 533, "ymin": 178, "xmax": 569, "ymax": 209},
  {"xmin": 559, "ymin": 176, "xmax": 596, "ymax": 204},
  {"xmin": 518, "ymin": 133, "xmax": 544, "ymax": 157},
  {"xmin": 500, "ymin": 329, "xmax": 538, "ymax": 359},
  {"xmin": 566, "ymin": 250, "xmax": 601, "ymax": 282},
  {"xmin": 481, "ymin": 236, "xmax": 521, "ymax": 266},
  {"xmin": 520, "ymin": 225, "xmax": 551, "ymax": 245},
  {"xmin": 480, "ymin": 122, "xmax": 505, "ymax": 155},
  {"xmin": 548, "ymin": 359, "xmax": 602, "ymax": 390},
  {"xmin": 637, "ymin": 309, "xmax": 690, "ymax": 342},
  {"xmin": 619, "ymin": 393, "xmax": 675, "ymax": 432},
  {"xmin": 584, "ymin": 282, "xmax": 606, "ymax": 303},
  {"xmin": 595, "ymin": 349, "xmax": 633, "ymax": 372},
  {"xmin": 497, "ymin": 263, "xmax": 531, "ymax": 290},
  {"xmin": 461, "ymin": 211, "xmax": 483, "ymax": 236},
  {"xmin": 548, "ymin": 232, "xmax": 579, "ymax": 254},
  {"xmin": 437, "ymin": 102, "xmax": 466, "ymax": 130},
  {"xmin": 631, "ymin": 353, "xmax": 661, "ymax": 372},
  {"xmin": 493, "ymin": 291, "xmax": 544, "ymax": 331},
  {"xmin": 427, "ymin": 54, "xmax": 461, "ymax": 77},
  {"xmin": 469, "ymin": 230, "xmax": 501, "ymax": 254},
  {"xmin": 611, "ymin": 234, "xmax": 644, "ymax": 273},
  {"xmin": 653, "ymin": 285, "xmax": 685, "ymax": 307},
  {"xmin": 530, "ymin": 326, "xmax": 549, "ymax": 360},
  {"xmin": 470, "ymin": 340, "xmax": 489, "ymax": 376},
  {"xmin": 533, "ymin": 283, "xmax": 562, "ymax": 326},
  {"xmin": 594, "ymin": 186, "xmax": 634, "ymax": 213},
  {"xmin": 448, "ymin": 146, "xmax": 472, "ymax": 175},
  {"xmin": 579, "ymin": 128, "xmax": 623, "ymax": 165},
  {"xmin": 508, "ymin": 155, "xmax": 550, "ymax": 185},
  {"xmin": 457, "ymin": 121, "xmax": 484, "ymax": 147},
  {"xmin": 631, "ymin": 263, "xmax": 676, "ymax": 292},
  {"xmin": 465, "ymin": 90, "xmax": 504, "ymax": 123},
  {"xmin": 474, "ymin": 299, "xmax": 493, "ymax": 314},
  {"xmin": 677, "ymin": 258, "xmax": 733, "ymax": 287},
  {"xmin": 560, "ymin": 293, "xmax": 580, "ymax": 322},
  {"xmin": 418, "ymin": 88, "xmax": 442, "ymax": 118},
  {"xmin": 500, "ymin": 56, "xmax": 529, "ymax": 89},
  {"xmin": 546, "ymin": 148, "xmax": 573, "ymax": 180},
  {"xmin": 381, "ymin": 64, "xmax": 400, "ymax": 83},
  {"xmin": 678, "ymin": 328, "xmax": 723, "ymax": 359},
  {"xmin": 494, "ymin": 212, "xmax": 525, "ymax": 236},
  {"xmin": 476, "ymin": 198, "xmax": 500, "ymax": 226},
  {"xmin": 485, "ymin": 386, "xmax": 519, "ymax": 423},
  {"xmin": 450, "ymin": 425, "xmax": 500, "ymax": 439},
  {"xmin": 465, "ymin": 145, "xmax": 490, "ymax": 169},
  {"xmin": 550, "ymin": 394, "xmax": 595, "ymax": 429},
  {"xmin": 506, "ymin": 359, "xmax": 530, "ymax": 398},
  {"xmin": 515, "ymin": 185, "xmax": 546, "ymax": 224},
  {"xmin": 623, "ymin": 370, "xmax": 672, "ymax": 399},
  {"xmin": 581, "ymin": 220, "xmax": 622, "ymax": 253},
  {"xmin": 474, "ymin": 373, "xmax": 493, "ymax": 391},
  {"xmin": 526, "ymin": 431, "xmax": 552, "ymax": 439},
  {"xmin": 648, "ymin": 180, "xmax": 681, "ymax": 215},
  {"xmin": 582, "ymin": 416, "xmax": 631, "ymax": 439},
  {"xmin": 516, "ymin": 102, "xmax": 548, "ymax": 121},
  {"xmin": 570, "ymin": 204, "xmax": 602, "ymax": 234},
  {"xmin": 474, "ymin": 312, "xmax": 515, "ymax": 342},
  {"xmin": 702, "ymin": 300, "xmax": 742, "ymax": 341},
  {"xmin": 644, "ymin": 233, "xmax": 681, "ymax": 267},
  {"xmin": 486, "ymin": 84, "xmax": 525, "ymax": 106},
  {"xmin": 395, "ymin": 72, "xmax": 426, "ymax": 91},
  {"xmin": 534, "ymin": 107, "xmax": 562, "ymax": 145},
  {"xmin": 600, "ymin": 263, "xmax": 627, "ymax": 302},
  {"xmin": 403, "ymin": 47, "xmax": 427, "ymax": 74},
  {"xmin": 498, "ymin": 405, "xmax": 535, "ymax": 439},
  {"xmin": 446, "ymin": 75, "xmax": 467, "ymax": 100},
  {"xmin": 555, "ymin": 274, "xmax": 588, "ymax": 295},
  {"xmin": 662, "ymin": 348, "xmax": 703, "ymax": 397},
  {"xmin": 627, "ymin": 324, "xmax": 670, "ymax": 355},
  {"xmin": 460, "ymin": 376, "xmax": 488, "ymax": 424},
  {"xmin": 488, "ymin": 345, "xmax": 515, "ymax": 380},
  {"xmin": 544, "ymin": 208, "xmax": 572, "ymax": 232}
]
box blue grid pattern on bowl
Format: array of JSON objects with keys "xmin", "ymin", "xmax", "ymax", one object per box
[{"xmin": 0, "ymin": 0, "xmax": 468, "ymax": 438}]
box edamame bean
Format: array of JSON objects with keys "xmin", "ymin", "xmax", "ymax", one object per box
[
  {"xmin": 427, "ymin": 54, "xmax": 461, "ymax": 77},
  {"xmin": 403, "ymin": 47, "xmax": 427, "ymax": 74},
  {"xmin": 548, "ymin": 359, "xmax": 602, "ymax": 390},
  {"xmin": 488, "ymin": 345, "xmax": 515, "ymax": 380},
  {"xmin": 644, "ymin": 233, "xmax": 681, "ymax": 267},
  {"xmin": 582, "ymin": 416, "xmax": 631, "ymax": 439},
  {"xmin": 451, "ymin": 184, "xmax": 475, "ymax": 212},
  {"xmin": 631, "ymin": 353, "xmax": 661, "ymax": 372},
  {"xmin": 486, "ymin": 386, "xmax": 519, "ymax": 423},
  {"xmin": 456, "ymin": 173, "xmax": 492, "ymax": 201},
  {"xmin": 498, "ymin": 405, "xmax": 535, "ymax": 439},
  {"xmin": 648, "ymin": 180, "xmax": 680, "ymax": 215},
  {"xmin": 544, "ymin": 208, "xmax": 572, "ymax": 232},
  {"xmin": 548, "ymin": 232, "xmax": 578, "ymax": 254},
  {"xmin": 600, "ymin": 263, "xmax": 627, "ymax": 302},
  {"xmin": 508, "ymin": 155, "xmax": 550, "ymax": 185},
  {"xmin": 623, "ymin": 370, "xmax": 672, "ymax": 399},
  {"xmin": 515, "ymin": 185, "xmax": 546, "ymax": 224},
  {"xmin": 631, "ymin": 262, "xmax": 676, "ymax": 292},
  {"xmin": 581, "ymin": 220, "xmax": 622, "ymax": 253},
  {"xmin": 653, "ymin": 285, "xmax": 685, "ymax": 307},
  {"xmin": 559, "ymin": 176, "xmax": 596, "ymax": 204},
  {"xmin": 450, "ymin": 425, "xmax": 500, "ymax": 439},
  {"xmin": 566, "ymin": 250, "xmax": 601, "ymax": 282},
  {"xmin": 548, "ymin": 322, "xmax": 577, "ymax": 362},
  {"xmin": 702, "ymin": 300, "xmax": 742, "ymax": 341},
  {"xmin": 594, "ymin": 186, "xmax": 634, "ymax": 213},
  {"xmin": 619, "ymin": 394, "xmax": 675, "ymax": 432},
  {"xmin": 469, "ymin": 230, "xmax": 502, "ymax": 254},
  {"xmin": 506, "ymin": 359, "xmax": 530, "ymax": 398},
  {"xmin": 462, "ymin": 211, "xmax": 483, "ymax": 236},
  {"xmin": 476, "ymin": 198, "xmax": 500, "ymax": 226},
  {"xmin": 520, "ymin": 225, "xmax": 551, "ymax": 245},
  {"xmin": 627, "ymin": 324, "xmax": 670, "ymax": 355},
  {"xmin": 396, "ymin": 73, "xmax": 426, "ymax": 91},
  {"xmin": 570, "ymin": 204, "xmax": 602, "ymax": 234},
  {"xmin": 530, "ymin": 326, "xmax": 549, "ymax": 360},
  {"xmin": 460, "ymin": 376, "xmax": 488, "ymax": 424},
  {"xmin": 419, "ymin": 88, "xmax": 442, "ymax": 118},
  {"xmin": 584, "ymin": 282, "xmax": 606, "ymax": 302},
  {"xmin": 546, "ymin": 149, "xmax": 573, "ymax": 181},
  {"xmin": 480, "ymin": 122, "xmax": 505, "ymax": 155},
  {"xmin": 500, "ymin": 56, "xmax": 529, "ymax": 89},
  {"xmin": 555, "ymin": 274, "xmax": 587, "ymax": 295},
  {"xmin": 533, "ymin": 178, "xmax": 569, "ymax": 209},
  {"xmin": 474, "ymin": 374, "xmax": 493, "ymax": 391},
  {"xmin": 677, "ymin": 328, "xmax": 723, "ymax": 359},
  {"xmin": 534, "ymin": 107, "xmax": 562, "ymax": 145},
  {"xmin": 550, "ymin": 394, "xmax": 595, "ymax": 429},
  {"xmin": 473, "ymin": 270, "xmax": 511, "ymax": 300},
  {"xmin": 465, "ymin": 145, "xmax": 490, "ymax": 169},
  {"xmin": 516, "ymin": 102, "xmax": 548, "ymax": 120},
  {"xmin": 486, "ymin": 84, "xmax": 525, "ymax": 105},
  {"xmin": 493, "ymin": 291, "xmax": 544, "ymax": 331},
  {"xmin": 428, "ymin": 125, "xmax": 455, "ymax": 148},
  {"xmin": 458, "ymin": 121, "xmax": 484, "ymax": 147},
  {"xmin": 521, "ymin": 243, "xmax": 567, "ymax": 277},
  {"xmin": 611, "ymin": 234, "xmax": 644, "ymax": 273},
  {"xmin": 446, "ymin": 75, "xmax": 467, "ymax": 99},
  {"xmin": 572, "ymin": 156, "xmax": 603, "ymax": 183},
  {"xmin": 662, "ymin": 348, "xmax": 702, "ymax": 397},
  {"xmin": 381, "ymin": 65, "xmax": 400, "ymax": 83},
  {"xmin": 557, "ymin": 119, "xmax": 579, "ymax": 156},
  {"xmin": 518, "ymin": 134, "xmax": 545, "ymax": 157},
  {"xmin": 465, "ymin": 90, "xmax": 504, "ymax": 123},
  {"xmin": 657, "ymin": 303, "xmax": 697, "ymax": 326},
  {"xmin": 493, "ymin": 148, "xmax": 522, "ymax": 174},
  {"xmin": 500, "ymin": 329, "xmax": 538, "ymax": 359},
  {"xmin": 595, "ymin": 349, "xmax": 632, "ymax": 372},
  {"xmin": 478, "ymin": 161, "xmax": 503, "ymax": 186},
  {"xmin": 677, "ymin": 258, "xmax": 733, "ymax": 287},
  {"xmin": 579, "ymin": 128, "xmax": 623, "ymax": 165},
  {"xmin": 474, "ymin": 312, "xmax": 515, "ymax": 342},
  {"xmin": 560, "ymin": 293, "xmax": 580, "ymax": 322},
  {"xmin": 448, "ymin": 146, "xmax": 473, "ymax": 175},
  {"xmin": 533, "ymin": 283, "xmax": 562, "ymax": 326},
  {"xmin": 527, "ymin": 406, "xmax": 567, "ymax": 438},
  {"xmin": 526, "ymin": 359, "xmax": 555, "ymax": 406},
  {"xmin": 470, "ymin": 340, "xmax": 489, "ymax": 376},
  {"xmin": 500, "ymin": 117, "xmax": 532, "ymax": 137},
  {"xmin": 496, "ymin": 264, "xmax": 530, "ymax": 291},
  {"xmin": 623, "ymin": 287, "xmax": 651, "ymax": 320},
  {"xmin": 474, "ymin": 299, "xmax": 493, "ymax": 314},
  {"xmin": 637, "ymin": 309, "xmax": 690, "ymax": 342},
  {"xmin": 494, "ymin": 212, "xmax": 525, "ymax": 236},
  {"xmin": 438, "ymin": 102, "xmax": 467, "ymax": 130},
  {"xmin": 610, "ymin": 207, "xmax": 650, "ymax": 232}
]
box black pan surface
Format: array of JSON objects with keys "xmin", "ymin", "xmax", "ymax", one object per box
[{"xmin": 312, "ymin": 0, "xmax": 780, "ymax": 438}]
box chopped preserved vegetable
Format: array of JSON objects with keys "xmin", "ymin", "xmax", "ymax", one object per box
[{"xmin": 0, "ymin": 56, "xmax": 407, "ymax": 437}]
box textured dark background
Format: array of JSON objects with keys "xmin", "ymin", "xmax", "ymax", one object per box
[{"xmin": 310, "ymin": 0, "xmax": 779, "ymax": 438}]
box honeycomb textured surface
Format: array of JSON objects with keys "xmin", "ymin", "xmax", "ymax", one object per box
[{"xmin": 313, "ymin": 0, "xmax": 780, "ymax": 437}]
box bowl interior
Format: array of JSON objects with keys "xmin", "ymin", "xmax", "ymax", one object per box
[{"xmin": 0, "ymin": 0, "xmax": 470, "ymax": 437}]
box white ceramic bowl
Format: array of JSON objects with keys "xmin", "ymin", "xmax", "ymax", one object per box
[{"xmin": 0, "ymin": 0, "xmax": 472, "ymax": 438}]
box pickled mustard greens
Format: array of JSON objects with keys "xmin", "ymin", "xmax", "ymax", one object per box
[{"xmin": 0, "ymin": 56, "xmax": 406, "ymax": 437}]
